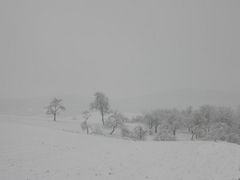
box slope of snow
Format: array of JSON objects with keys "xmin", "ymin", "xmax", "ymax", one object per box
[{"xmin": 0, "ymin": 115, "xmax": 240, "ymax": 180}]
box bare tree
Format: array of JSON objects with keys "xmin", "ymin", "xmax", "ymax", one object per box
[
  {"xmin": 182, "ymin": 106, "xmax": 194, "ymax": 132},
  {"xmin": 144, "ymin": 113, "xmax": 154, "ymax": 129},
  {"xmin": 46, "ymin": 98, "xmax": 66, "ymax": 121},
  {"xmin": 133, "ymin": 125, "xmax": 147, "ymax": 140},
  {"xmin": 151, "ymin": 109, "xmax": 166, "ymax": 133},
  {"xmin": 90, "ymin": 92, "xmax": 110, "ymax": 125},
  {"xmin": 145, "ymin": 109, "xmax": 182, "ymax": 136},
  {"xmin": 105, "ymin": 111, "xmax": 126, "ymax": 135},
  {"xmin": 81, "ymin": 110, "xmax": 91, "ymax": 134},
  {"xmin": 217, "ymin": 106, "xmax": 234, "ymax": 126},
  {"xmin": 166, "ymin": 109, "xmax": 182, "ymax": 136},
  {"xmin": 81, "ymin": 121, "xmax": 89, "ymax": 134},
  {"xmin": 199, "ymin": 105, "xmax": 218, "ymax": 132}
]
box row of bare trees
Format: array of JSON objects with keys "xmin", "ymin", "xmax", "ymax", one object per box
[
  {"xmin": 46, "ymin": 92, "xmax": 110, "ymax": 123},
  {"xmin": 137, "ymin": 105, "xmax": 240, "ymax": 143},
  {"xmin": 45, "ymin": 93, "xmax": 240, "ymax": 144}
]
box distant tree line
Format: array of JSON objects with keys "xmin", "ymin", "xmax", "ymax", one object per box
[
  {"xmin": 134, "ymin": 105, "xmax": 240, "ymax": 143},
  {"xmin": 45, "ymin": 93, "xmax": 240, "ymax": 145}
]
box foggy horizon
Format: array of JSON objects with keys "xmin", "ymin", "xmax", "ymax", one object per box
[{"xmin": 1, "ymin": 0, "xmax": 240, "ymax": 104}]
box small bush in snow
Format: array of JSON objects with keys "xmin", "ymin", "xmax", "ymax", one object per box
[
  {"xmin": 104, "ymin": 111, "xmax": 126, "ymax": 135},
  {"xmin": 132, "ymin": 125, "xmax": 147, "ymax": 140},
  {"xmin": 81, "ymin": 121, "xmax": 89, "ymax": 134},
  {"xmin": 131, "ymin": 115, "xmax": 145, "ymax": 123},
  {"xmin": 91, "ymin": 125, "xmax": 104, "ymax": 135},
  {"xmin": 227, "ymin": 133, "xmax": 240, "ymax": 144},
  {"xmin": 154, "ymin": 129, "xmax": 176, "ymax": 141},
  {"xmin": 121, "ymin": 126, "xmax": 133, "ymax": 139},
  {"xmin": 203, "ymin": 123, "xmax": 240, "ymax": 144}
]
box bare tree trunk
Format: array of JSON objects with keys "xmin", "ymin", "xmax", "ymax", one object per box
[
  {"xmin": 140, "ymin": 128, "xmax": 142, "ymax": 140},
  {"xmin": 207, "ymin": 127, "xmax": 210, "ymax": 133},
  {"xmin": 101, "ymin": 111, "xmax": 104, "ymax": 125},
  {"xmin": 53, "ymin": 113, "xmax": 56, "ymax": 121},
  {"xmin": 173, "ymin": 128, "xmax": 176, "ymax": 136},
  {"xmin": 155, "ymin": 125, "xmax": 158, "ymax": 133},
  {"xmin": 110, "ymin": 125, "xmax": 117, "ymax": 135},
  {"xmin": 86, "ymin": 126, "xmax": 89, "ymax": 134},
  {"xmin": 191, "ymin": 131, "xmax": 194, "ymax": 140},
  {"xmin": 149, "ymin": 120, "xmax": 153, "ymax": 129}
]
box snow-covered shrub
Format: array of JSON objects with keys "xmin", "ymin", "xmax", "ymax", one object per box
[
  {"xmin": 203, "ymin": 123, "xmax": 227, "ymax": 141},
  {"xmin": 104, "ymin": 119, "xmax": 114, "ymax": 129},
  {"xmin": 191, "ymin": 125, "xmax": 207, "ymax": 140},
  {"xmin": 204, "ymin": 131, "xmax": 238, "ymax": 143},
  {"xmin": 148, "ymin": 129, "xmax": 154, "ymax": 136},
  {"xmin": 154, "ymin": 129, "xmax": 176, "ymax": 141},
  {"xmin": 226, "ymin": 133, "xmax": 240, "ymax": 144},
  {"xmin": 121, "ymin": 126, "xmax": 133, "ymax": 138},
  {"xmin": 104, "ymin": 111, "xmax": 125, "ymax": 135},
  {"xmin": 203, "ymin": 122, "xmax": 240, "ymax": 144},
  {"xmin": 131, "ymin": 115, "xmax": 145, "ymax": 123},
  {"xmin": 91, "ymin": 125, "xmax": 104, "ymax": 135},
  {"xmin": 132, "ymin": 125, "xmax": 147, "ymax": 140},
  {"xmin": 81, "ymin": 121, "xmax": 89, "ymax": 134}
]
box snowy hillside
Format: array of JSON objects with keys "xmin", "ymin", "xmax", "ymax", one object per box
[{"xmin": 0, "ymin": 115, "xmax": 240, "ymax": 180}]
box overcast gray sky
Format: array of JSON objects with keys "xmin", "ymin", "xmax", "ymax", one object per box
[{"xmin": 0, "ymin": 0, "xmax": 240, "ymax": 99}]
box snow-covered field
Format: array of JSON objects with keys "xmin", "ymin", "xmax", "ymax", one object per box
[{"xmin": 0, "ymin": 114, "xmax": 240, "ymax": 180}]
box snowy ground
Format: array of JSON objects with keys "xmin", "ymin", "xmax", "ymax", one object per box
[{"xmin": 0, "ymin": 114, "xmax": 240, "ymax": 180}]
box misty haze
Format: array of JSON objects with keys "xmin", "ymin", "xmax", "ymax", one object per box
[{"xmin": 0, "ymin": 0, "xmax": 240, "ymax": 180}]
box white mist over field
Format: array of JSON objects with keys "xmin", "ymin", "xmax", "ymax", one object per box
[{"xmin": 1, "ymin": 88, "xmax": 240, "ymax": 116}]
